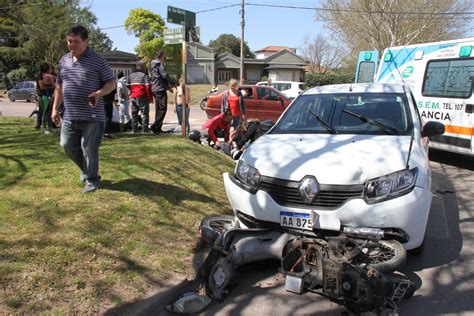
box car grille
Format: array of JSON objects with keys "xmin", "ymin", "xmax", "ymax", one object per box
[{"xmin": 259, "ymin": 176, "xmax": 364, "ymax": 209}]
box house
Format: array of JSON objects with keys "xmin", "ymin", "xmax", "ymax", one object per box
[
  {"xmin": 254, "ymin": 45, "xmax": 297, "ymax": 59},
  {"xmin": 98, "ymin": 50, "xmax": 139, "ymax": 78},
  {"xmin": 186, "ymin": 42, "xmax": 306, "ymax": 85}
]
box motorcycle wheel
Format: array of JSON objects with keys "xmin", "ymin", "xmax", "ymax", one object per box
[
  {"xmin": 199, "ymin": 215, "xmax": 237, "ymax": 245},
  {"xmin": 359, "ymin": 240, "xmax": 406, "ymax": 273},
  {"xmin": 200, "ymin": 99, "xmax": 208, "ymax": 110}
]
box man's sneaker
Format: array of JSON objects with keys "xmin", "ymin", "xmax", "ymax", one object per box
[
  {"xmin": 83, "ymin": 181, "xmax": 99, "ymax": 193},
  {"xmin": 142, "ymin": 129, "xmax": 152, "ymax": 134},
  {"xmin": 103, "ymin": 133, "xmax": 113, "ymax": 139}
]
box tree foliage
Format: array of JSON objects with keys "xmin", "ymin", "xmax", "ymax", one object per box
[
  {"xmin": 317, "ymin": 0, "xmax": 472, "ymax": 53},
  {"xmin": 208, "ymin": 34, "xmax": 255, "ymax": 58},
  {"xmin": 124, "ymin": 8, "xmax": 165, "ymax": 62},
  {"xmin": 0, "ymin": 0, "xmax": 113, "ymax": 89}
]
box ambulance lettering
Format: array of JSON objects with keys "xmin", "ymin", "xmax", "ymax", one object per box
[{"xmin": 421, "ymin": 111, "xmax": 451, "ymax": 121}]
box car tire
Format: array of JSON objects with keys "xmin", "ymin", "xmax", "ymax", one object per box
[
  {"xmin": 28, "ymin": 94, "xmax": 36, "ymax": 103},
  {"xmin": 8, "ymin": 95, "xmax": 15, "ymax": 102},
  {"xmin": 200, "ymin": 98, "xmax": 208, "ymax": 110},
  {"xmin": 199, "ymin": 215, "xmax": 237, "ymax": 245}
]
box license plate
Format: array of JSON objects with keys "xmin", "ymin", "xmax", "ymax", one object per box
[{"xmin": 280, "ymin": 211, "xmax": 312, "ymax": 230}]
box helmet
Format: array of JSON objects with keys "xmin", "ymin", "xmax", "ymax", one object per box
[{"xmin": 188, "ymin": 130, "xmax": 201, "ymax": 142}]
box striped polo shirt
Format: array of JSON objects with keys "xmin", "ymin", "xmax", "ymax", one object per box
[{"xmin": 57, "ymin": 48, "xmax": 114, "ymax": 122}]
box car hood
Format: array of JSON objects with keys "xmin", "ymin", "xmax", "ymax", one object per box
[{"xmin": 242, "ymin": 134, "xmax": 413, "ymax": 184}]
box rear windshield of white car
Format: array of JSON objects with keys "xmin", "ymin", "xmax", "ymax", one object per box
[{"xmin": 272, "ymin": 93, "xmax": 413, "ymax": 135}]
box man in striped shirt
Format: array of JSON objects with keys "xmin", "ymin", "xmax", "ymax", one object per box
[
  {"xmin": 128, "ymin": 60, "xmax": 153, "ymax": 133},
  {"xmin": 52, "ymin": 25, "xmax": 116, "ymax": 193}
]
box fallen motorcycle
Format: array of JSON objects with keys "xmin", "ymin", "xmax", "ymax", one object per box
[{"xmin": 189, "ymin": 215, "xmax": 415, "ymax": 315}]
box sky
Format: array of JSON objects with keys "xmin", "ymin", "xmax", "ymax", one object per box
[{"xmin": 87, "ymin": 0, "xmax": 326, "ymax": 55}]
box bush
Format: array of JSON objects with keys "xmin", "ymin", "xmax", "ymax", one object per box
[{"xmin": 305, "ymin": 71, "xmax": 354, "ymax": 87}]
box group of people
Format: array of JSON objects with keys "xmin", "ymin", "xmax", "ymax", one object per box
[{"xmin": 44, "ymin": 24, "xmax": 266, "ymax": 194}]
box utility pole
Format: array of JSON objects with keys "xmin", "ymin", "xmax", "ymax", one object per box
[{"xmin": 240, "ymin": 0, "xmax": 245, "ymax": 83}]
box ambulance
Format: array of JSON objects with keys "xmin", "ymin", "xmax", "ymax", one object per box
[{"xmin": 355, "ymin": 38, "xmax": 474, "ymax": 156}]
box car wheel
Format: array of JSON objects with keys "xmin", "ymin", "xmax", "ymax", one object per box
[
  {"xmin": 28, "ymin": 94, "xmax": 36, "ymax": 103},
  {"xmin": 8, "ymin": 95, "xmax": 15, "ymax": 102},
  {"xmin": 199, "ymin": 215, "xmax": 237, "ymax": 245},
  {"xmin": 200, "ymin": 98, "xmax": 208, "ymax": 110}
]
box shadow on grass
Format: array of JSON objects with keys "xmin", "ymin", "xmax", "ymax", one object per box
[{"xmin": 101, "ymin": 178, "xmax": 217, "ymax": 205}]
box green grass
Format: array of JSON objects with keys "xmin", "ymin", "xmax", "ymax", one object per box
[{"xmin": 0, "ymin": 117, "xmax": 235, "ymax": 313}]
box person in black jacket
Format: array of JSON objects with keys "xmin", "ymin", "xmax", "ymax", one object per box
[{"xmin": 150, "ymin": 50, "xmax": 175, "ymax": 134}]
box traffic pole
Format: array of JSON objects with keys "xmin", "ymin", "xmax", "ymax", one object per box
[{"xmin": 181, "ymin": 40, "xmax": 187, "ymax": 138}]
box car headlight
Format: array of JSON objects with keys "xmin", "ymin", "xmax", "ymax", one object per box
[
  {"xmin": 364, "ymin": 168, "xmax": 418, "ymax": 203},
  {"xmin": 235, "ymin": 160, "xmax": 261, "ymax": 192}
]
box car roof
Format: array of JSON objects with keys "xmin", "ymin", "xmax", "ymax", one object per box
[{"xmin": 303, "ymin": 83, "xmax": 408, "ymax": 95}]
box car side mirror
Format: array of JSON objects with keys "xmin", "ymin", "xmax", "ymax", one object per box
[{"xmin": 421, "ymin": 121, "xmax": 445, "ymax": 137}]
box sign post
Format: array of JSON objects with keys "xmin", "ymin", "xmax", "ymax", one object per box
[{"xmin": 167, "ymin": 5, "xmax": 197, "ymax": 137}]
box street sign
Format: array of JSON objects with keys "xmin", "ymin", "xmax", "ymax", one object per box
[
  {"xmin": 167, "ymin": 6, "xmax": 196, "ymax": 27},
  {"xmin": 164, "ymin": 27, "xmax": 200, "ymax": 45}
]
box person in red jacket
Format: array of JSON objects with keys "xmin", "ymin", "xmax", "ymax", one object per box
[
  {"xmin": 202, "ymin": 110, "xmax": 233, "ymax": 149},
  {"xmin": 128, "ymin": 60, "xmax": 153, "ymax": 133}
]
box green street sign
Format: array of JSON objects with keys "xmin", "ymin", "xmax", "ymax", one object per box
[{"xmin": 167, "ymin": 6, "xmax": 195, "ymax": 27}]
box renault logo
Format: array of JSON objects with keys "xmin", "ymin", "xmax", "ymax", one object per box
[{"xmin": 299, "ymin": 176, "xmax": 319, "ymax": 204}]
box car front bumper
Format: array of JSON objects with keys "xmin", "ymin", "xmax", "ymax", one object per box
[{"xmin": 223, "ymin": 172, "xmax": 432, "ymax": 250}]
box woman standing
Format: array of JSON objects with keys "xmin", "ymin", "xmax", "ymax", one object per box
[
  {"xmin": 36, "ymin": 62, "xmax": 56, "ymax": 133},
  {"xmin": 174, "ymin": 78, "xmax": 191, "ymax": 134},
  {"xmin": 220, "ymin": 78, "xmax": 246, "ymax": 129}
]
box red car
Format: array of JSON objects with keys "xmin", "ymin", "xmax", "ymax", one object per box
[{"xmin": 205, "ymin": 85, "xmax": 292, "ymax": 122}]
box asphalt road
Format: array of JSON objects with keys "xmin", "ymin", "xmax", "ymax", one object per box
[{"xmin": 2, "ymin": 97, "xmax": 473, "ymax": 315}]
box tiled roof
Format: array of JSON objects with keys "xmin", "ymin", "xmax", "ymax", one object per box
[{"xmin": 255, "ymin": 46, "xmax": 295, "ymax": 53}]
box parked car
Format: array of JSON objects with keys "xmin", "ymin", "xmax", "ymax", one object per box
[
  {"xmin": 257, "ymin": 80, "xmax": 306, "ymax": 99},
  {"xmin": 223, "ymin": 83, "xmax": 445, "ymax": 250},
  {"xmin": 205, "ymin": 85, "xmax": 291, "ymax": 122},
  {"xmin": 7, "ymin": 81, "xmax": 37, "ymax": 102}
]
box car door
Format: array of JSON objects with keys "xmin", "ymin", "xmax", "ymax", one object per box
[
  {"xmin": 255, "ymin": 87, "xmax": 286, "ymax": 122},
  {"xmin": 238, "ymin": 86, "xmax": 257, "ymax": 118}
]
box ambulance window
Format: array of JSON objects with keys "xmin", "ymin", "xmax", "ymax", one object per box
[
  {"xmin": 356, "ymin": 61, "xmax": 375, "ymax": 83},
  {"xmin": 422, "ymin": 58, "xmax": 474, "ymax": 98}
]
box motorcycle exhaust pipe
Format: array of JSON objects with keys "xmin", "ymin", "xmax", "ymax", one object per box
[{"xmin": 342, "ymin": 226, "xmax": 384, "ymax": 239}]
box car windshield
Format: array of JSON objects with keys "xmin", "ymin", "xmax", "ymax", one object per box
[{"xmin": 271, "ymin": 92, "xmax": 413, "ymax": 135}]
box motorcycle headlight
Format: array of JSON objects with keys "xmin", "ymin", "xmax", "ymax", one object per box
[
  {"xmin": 364, "ymin": 168, "xmax": 418, "ymax": 203},
  {"xmin": 235, "ymin": 160, "xmax": 261, "ymax": 192}
]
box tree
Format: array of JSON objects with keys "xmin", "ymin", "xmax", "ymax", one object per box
[
  {"xmin": 124, "ymin": 8, "xmax": 165, "ymax": 62},
  {"xmin": 0, "ymin": 0, "xmax": 113, "ymax": 88},
  {"xmin": 208, "ymin": 34, "xmax": 255, "ymax": 58},
  {"xmin": 317, "ymin": 0, "xmax": 472, "ymax": 53},
  {"xmin": 300, "ymin": 34, "xmax": 346, "ymax": 73}
]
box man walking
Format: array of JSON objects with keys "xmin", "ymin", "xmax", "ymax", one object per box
[
  {"xmin": 150, "ymin": 50, "xmax": 175, "ymax": 134},
  {"xmin": 51, "ymin": 25, "xmax": 116, "ymax": 193},
  {"xmin": 128, "ymin": 60, "xmax": 153, "ymax": 133}
]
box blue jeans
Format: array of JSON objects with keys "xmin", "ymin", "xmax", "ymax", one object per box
[
  {"xmin": 60, "ymin": 120, "xmax": 105, "ymax": 185},
  {"xmin": 119, "ymin": 99, "xmax": 131, "ymax": 124},
  {"xmin": 176, "ymin": 104, "xmax": 190, "ymax": 133}
]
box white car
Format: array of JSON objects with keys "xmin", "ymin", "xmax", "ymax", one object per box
[
  {"xmin": 223, "ymin": 83, "xmax": 445, "ymax": 250},
  {"xmin": 257, "ymin": 81, "xmax": 305, "ymax": 99}
]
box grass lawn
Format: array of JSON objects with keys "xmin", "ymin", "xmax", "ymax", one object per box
[{"xmin": 0, "ymin": 117, "xmax": 235, "ymax": 313}]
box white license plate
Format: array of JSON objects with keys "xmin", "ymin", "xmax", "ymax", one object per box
[{"xmin": 280, "ymin": 211, "xmax": 312, "ymax": 230}]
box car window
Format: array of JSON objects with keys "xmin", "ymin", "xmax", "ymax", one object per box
[
  {"xmin": 15, "ymin": 83, "xmax": 24, "ymax": 89},
  {"xmin": 239, "ymin": 87, "xmax": 254, "ymax": 99},
  {"xmin": 298, "ymin": 84, "xmax": 306, "ymax": 90},
  {"xmin": 26, "ymin": 82, "xmax": 34, "ymax": 89},
  {"xmin": 257, "ymin": 87, "xmax": 280, "ymax": 101},
  {"xmin": 272, "ymin": 93, "xmax": 413, "ymax": 135}
]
